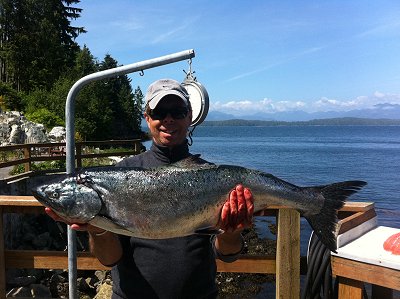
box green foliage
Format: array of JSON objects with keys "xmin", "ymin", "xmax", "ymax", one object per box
[
  {"xmin": 0, "ymin": 0, "xmax": 85, "ymax": 92},
  {"xmin": 132, "ymin": 86, "xmax": 144, "ymax": 131},
  {"xmin": 1, "ymin": 3, "xmax": 144, "ymax": 140},
  {"xmin": 0, "ymin": 82, "xmax": 24, "ymax": 111},
  {"xmin": 11, "ymin": 160, "xmax": 66, "ymax": 175},
  {"xmin": 25, "ymin": 108, "xmax": 64, "ymax": 129}
]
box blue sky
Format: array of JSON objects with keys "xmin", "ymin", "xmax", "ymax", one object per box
[{"xmin": 72, "ymin": 0, "xmax": 400, "ymax": 117}]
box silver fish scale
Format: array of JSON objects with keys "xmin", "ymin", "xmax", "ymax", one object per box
[{"xmin": 82, "ymin": 165, "xmax": 313, "ymax": 238}]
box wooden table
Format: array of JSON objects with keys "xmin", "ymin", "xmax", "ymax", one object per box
[{"xmin": 332, "ymin": 207, "xmax": 400, "ymax": 299}]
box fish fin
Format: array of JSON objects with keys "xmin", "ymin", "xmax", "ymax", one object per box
[
  {"xmin": 304, "ymin": 180, "xmax": 367, "ymax": 253},
  {"xmin": 171, "ymin": 155, "xmax": 215, "ymax": 169},
  {"xmin": 88, "ymin": 216, "xmax": 135, "ymax": 237},
  {"xmin": 195, "ymin": 226, "xmax": 224, "ymax": 235}
]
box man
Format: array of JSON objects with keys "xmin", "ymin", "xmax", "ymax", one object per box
[{"xmin": 46, "ymin": 79, "xmax": 255, "ymax": 298}]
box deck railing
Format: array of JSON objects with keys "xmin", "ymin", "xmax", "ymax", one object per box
[{"xmin": 0, "ymin": 139, "xmax": 143, "ymax": 182}]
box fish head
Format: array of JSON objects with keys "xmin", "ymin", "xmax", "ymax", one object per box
[{"xmin": 32, "ymin": 175, "xmax": 103, "ymax": 223}]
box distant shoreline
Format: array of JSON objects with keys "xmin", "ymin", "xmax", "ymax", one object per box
[{"xmin": 200, "ymin": 117, "xmax": 400, "ymax": 127}]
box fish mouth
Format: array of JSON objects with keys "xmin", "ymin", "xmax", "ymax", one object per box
[{"xmin": 31, "ymin": 189, "xmax": 47, "ymax": 203}]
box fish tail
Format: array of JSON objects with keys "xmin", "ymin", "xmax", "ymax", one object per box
[{"xmin": 304, "ymin": 180, "xmax": 367, "ymax": 252}]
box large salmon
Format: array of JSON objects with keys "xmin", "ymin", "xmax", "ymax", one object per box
[{"xmin": 32, "ymin": 156, "xmax": 366, "ymax": 251}]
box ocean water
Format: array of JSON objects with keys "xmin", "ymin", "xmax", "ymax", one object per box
[
  {"xmin": 188, "ymin": 125, "xmax": 400, "ymax": 250},
  {"xmin": 144, "ymin": 125, "xmax": 400, "ymax": 250}
]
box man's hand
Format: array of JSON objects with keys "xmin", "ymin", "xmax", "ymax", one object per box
[
  {"xmin": 219, "ymin": 184, "xmax": 254, "ymax": 232},
  {"xmin": 44, "ymin": 207, "xmax": 105, "ymax": 234}
]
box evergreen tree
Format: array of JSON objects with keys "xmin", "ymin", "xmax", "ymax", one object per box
[
  {"xmin": 132, "ymin": 86, "xmax": 144, "ymax": 132},
  {"xmin": 0, "ymin": 0, "xmax": 85, "ymax": 91}
]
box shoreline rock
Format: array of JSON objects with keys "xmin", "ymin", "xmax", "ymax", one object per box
[{"xmin": 0, "ymin": 111, "xmax": 50, "ymax": 145}]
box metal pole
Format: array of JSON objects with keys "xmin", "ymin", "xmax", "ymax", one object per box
[{"xmin": 65, "ymin": 49, "xmax": 195, "ymax": 298}]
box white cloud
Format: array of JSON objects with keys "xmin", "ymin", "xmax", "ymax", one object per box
[
  {"xmin": 211, "ymin": 98, "xmax": 307, "ymax": 115},
  {"xmin": 312, "ymin": 92, "xmax": 400, "ymax": 112},
  {"xmin": 210, "ymin": 92, "xmax": 400, "ymax": 116}
]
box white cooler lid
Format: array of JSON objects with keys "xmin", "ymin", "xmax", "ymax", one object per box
[{"xmin": 333, "ymin": 225, "xmax": 400, "ymax": 270}]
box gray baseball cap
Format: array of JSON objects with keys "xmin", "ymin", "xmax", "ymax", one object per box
[{"xmin": 145, "ymin": 79, "xmax": 190, "ymax": 109}]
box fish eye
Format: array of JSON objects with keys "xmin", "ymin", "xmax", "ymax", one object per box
[{"xmin": 46, "ymin": 190, "xmax": 60, "ymax": 199}]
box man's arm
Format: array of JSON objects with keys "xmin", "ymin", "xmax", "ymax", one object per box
[{"xmin": 88, "ymin": 230, "xmax": 123, "ymax": 266}]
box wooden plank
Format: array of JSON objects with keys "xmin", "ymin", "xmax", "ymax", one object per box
[
  {"xmin": 331, "ymin": 256, "xmax": 400, "ymax": 290},
  {"xmin": 337, "ymin": 277, "xmax": 364, "ymax": 299},
  {"xmin": 337, "ymin": 208, "xmax": 377, "ymax": 235},
  {"xmin": 339, "ymin": 202, "xmax": 374, "ymax": 212},
  {"xmin": 217, "ymin": 255, "xmax": 276, "ymax": 274},
  {"xmin": 0, "ymin": 207, "xmax": 6, "ymax": 299},
  {"xmin": 276, "ymin": 209, "xmax": 300, "ymax": 299},
  {"xmin": 5, "ymin": 250, "xmax": 110, "ymax": 271},
  {"xmin": 0, "ymin": 197, "xmax": 369, "ymax": 210},
  {"xmin": 0, "ymin": 196, "xmax": 45, "ymax": 213},
  {"xmin": 5, "ymin": 249, "xmax": 278, "ymax": 274},
  {"xmin": 76, "ymin": 139, "xmax": 141, "ymax": 146},
  {"xmin": 3, "ymin": 171, "xmax": 35, "ymax": 183},
  {"xmin": 78, "ymin": 152, "xmax": 137, "ymax": 159},
  {"xmin": 0, "ymin": 195, "xmax": 42, "ymax": 206},
  {"xmin": 5, "ymin": 249, "xmax": 279, "ymax": 276}
]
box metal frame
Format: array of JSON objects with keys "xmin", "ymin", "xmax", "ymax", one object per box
[{"xmin": 64, "ymin": 49, "xmax": 195, "ymax": 298}]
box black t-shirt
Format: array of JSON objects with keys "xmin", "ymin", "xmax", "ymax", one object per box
[{"xmin": 111, "ymin": 142, "xmax": 218, "ymax": 299}]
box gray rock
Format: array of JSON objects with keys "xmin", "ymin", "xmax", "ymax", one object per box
[
  {"xmin": 48, "ymin": 126, "xmax": 66, "ymax": 142},
  {"xmin": 94, "ymin": 282, "xmax": 113, "ymax": 299},
  {"xmin": 9, "ymin": 124, "xmax": 23, "ymax": 144},
  {"xmin": 24, "ymin": 123, "xmax": 48, "ymax": 144},
  {"xmin": 0, "ymin": 111, "xmax": 50, "ymax": 145},
  {"xmin": 94, "ymin": 270, "xmax": 107, "ymax": 282}
]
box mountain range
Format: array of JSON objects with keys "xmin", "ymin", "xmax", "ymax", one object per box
[{"xmin": 205, "ymin": 103, "xmax": 400, "ymax": 122}]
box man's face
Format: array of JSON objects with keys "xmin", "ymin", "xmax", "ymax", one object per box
[{"xmin": 145, "ymin": 96, "xmax": 192, "ymax": 148}]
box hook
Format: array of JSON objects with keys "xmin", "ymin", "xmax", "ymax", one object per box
[
  {"xmin": 139, "ymin": 70, "xmax": 144, "ymax": 76},
  {"xmin": 183, "ymin": 58, "xmax": 196, "ymax": 81}
]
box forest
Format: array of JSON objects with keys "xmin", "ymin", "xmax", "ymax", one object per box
[{"xmin": 0, "ymin": 0, "xmax": 144, "ymax": 140}]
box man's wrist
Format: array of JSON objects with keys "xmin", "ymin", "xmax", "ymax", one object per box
[{"xmin": 215, "ymin": 232, "xmax": 245, "ymax": 255}]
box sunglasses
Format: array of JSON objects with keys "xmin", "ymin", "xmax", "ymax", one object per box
[{"xmin": 148, "ymin": 107, "xmax": 189, "ymax": 120}]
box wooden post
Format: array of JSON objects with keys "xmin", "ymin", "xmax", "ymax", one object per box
[
  {"xmin": 23, "ymin": 146, "xmax": 31, "ymax": 172},
  {"xmin": 276, "ymin": 208, "xmax": 300, "ymax": 299},
  {"xmin": 76, "ymin": 144, "xmax": 82, "ymax": 168},
  {"xmin": 0, "ymin": 207, "xmax": 6, "ymax": 299},
  {"xmin": 337, "ymin": 277, "xmax": 364, "ymax": 299}
]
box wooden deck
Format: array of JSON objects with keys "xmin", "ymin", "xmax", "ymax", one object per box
[{"xmin": 1, "ymin": 196, "xmax": 398, "ymax": 298}]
